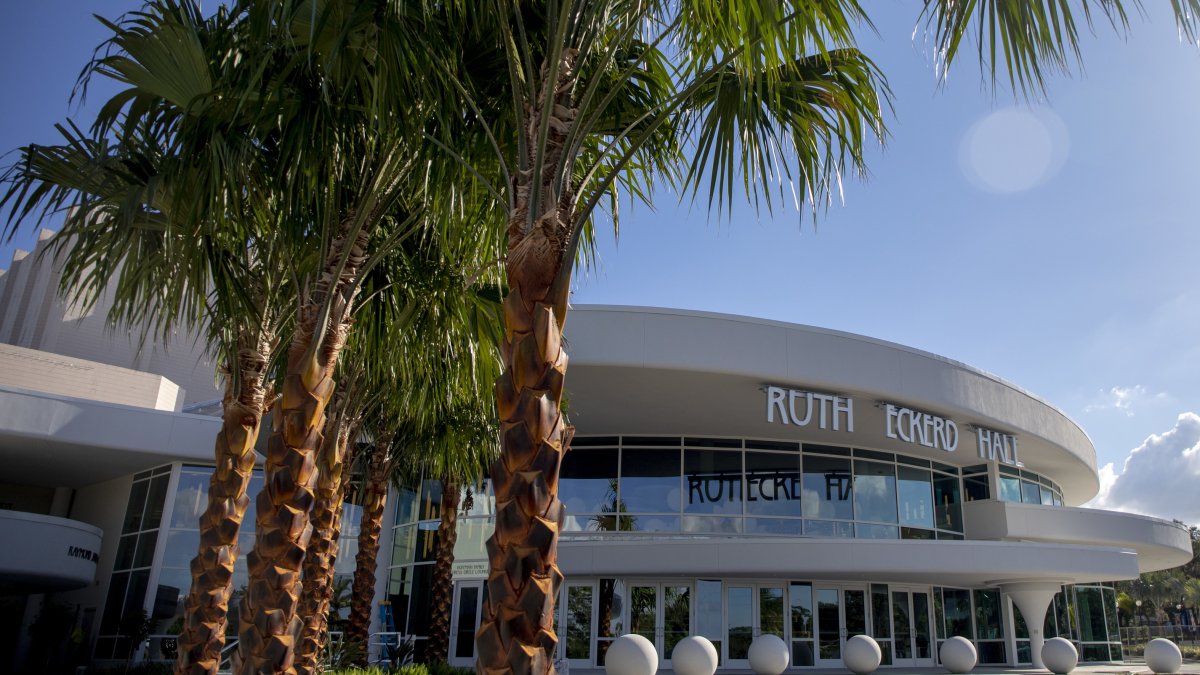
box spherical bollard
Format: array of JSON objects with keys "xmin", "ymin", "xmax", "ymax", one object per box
[
  {"xmin": 672, "ymin": 636, "xmax": 719, "ymax": 675},
  {"xmin": 1041, "ymin": 637, "xmax": 1078, "ymax": 674},
  {"xmin": 605, "ymin": 634, "xmax": 658, "ymax": 675},
  {"xmin": 939, "ymin": 636, "xmax": 978, "ymax": 674},
  {"xmin": 748, "ymin": 634, "xmax": 790, "ymax": 675},
  {"xmin": 843, "ymin": 635, "xmax": 882, "ymax": 675},
  {"xmin": 1145, "ymin": 638, "xmax": 1183, "ymax": 674}
]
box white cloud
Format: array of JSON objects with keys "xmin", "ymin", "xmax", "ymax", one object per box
[
  {"xmin": 1083, "ymin": 385, "xmax": 1168, "ymax": 416},
  {"xmin": 1087, "ymin": 412, "xmax": 1200, "ymax": 523}
]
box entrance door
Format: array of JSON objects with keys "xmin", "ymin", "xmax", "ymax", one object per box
[
  {"xmin": 890, "ymin": 589, "xmax": 935, "ymax": 667},
  {"xmin": 449, "ymin": 581, "xmax": 484, "ymax": 667},
  {"xmin": 630, "ymin": 583, "xmax": 692, "ymax": 667},
  {"xmin": 814, "ymin": 586, "xmax": 867, "ymax": 668},
  {"xmin": 726, "ymin": 584, "xmax": 785, "ymax": 668}
]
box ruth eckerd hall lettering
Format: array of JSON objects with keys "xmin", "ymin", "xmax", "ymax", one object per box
[{"xmin": 765, "ymin": 385, "xmax": 854, "ymax": 432}]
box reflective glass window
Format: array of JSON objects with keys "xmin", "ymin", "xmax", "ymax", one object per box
[
  {"xmin": 565, "ymin": 586, "xmax": 592, "ymax": 661},
  {"xmin": 802, "ymin": 455, "xmax": 853, "ymax": 520},
  {"xmin": 684, "ymin": 450, "xmax": 742, "ymax": 514},
  {"xmin": 999, "ymin": 475, "xmax": 1022, "ymax": 502},
  {"xmin": 621, "ymin": 514, "xmax": 681, "ymax": 532},
  {"xmin": 857, "ymin": 523, "xmax": 899, "ymax": 539},
  {"xmin": 170, "ymin": 470, "xmax": 210, "ymax": 528},
  {"xmin": 419, "ymin": 479, "xmax": 443, "ymax": 521},
  {"xmin": 854, "ymin": 460, "xmax": 897, "ymax": 524},
  {"xmin": 745, "ymin": 518, "xmax": 803, "ymax": 535},
  {"xmin": 696, "ymin": 580, "xmax": 723, "ymax": 662},
  {"xmin": 964, "ymin": 475, "xmax": 990, "ymax": 502},
  {"xmin": 973, "ymin": 589, "xmax": 1002, "ymax": 640},
  {"xmin": 1040, "ymin": 485, "xmax": 1054, "ymax": 506},
  {"xmin": 1076, "ymin": 586, "xmax": 1107, "ymax": 642},
  {"xmin": 682, "ymin": 515, "xmax": 741, "ymax": 534},
  {"xmin": 1021, "ymin": 480, "xmax": 1042, "ymax": 505},
  {"xmin": 619, "ymin": 448, "xmax": 680, "ymax": 513},
  {"xmin": 559, "ymin": 447, "xmax": 619, "ymax": 514},
  {"xmin": 942, "ymin": 589, "xmax": 974, "ymax": 639},
  {"xmin": 897, "ymin": 466, "xmax": 934, "ymax": 528},
  {"xmin": 933, "ymin": 474, "xmax": 963, "ymax": 531},
  {"xmin": 596, "ymin": 579, "xmax": 626, "ymax": 665},
  {"xmin": 744, "ymin": 452, "xmax": 801, "ymax": 517},
  {"xmin": 804, "ymin": 520, "xmax": 853, "ymax": 538}
]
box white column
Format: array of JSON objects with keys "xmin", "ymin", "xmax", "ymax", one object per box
[{"xmin": 1000, "ymin": 582, "xmax": 1062, "ymax": 670}]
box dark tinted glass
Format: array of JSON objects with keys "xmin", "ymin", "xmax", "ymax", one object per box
[
  {"xmin": 684, "ymin": 450, "xmax": 742, "ymax": 514},
  {"xmin": 802, "ymin": 455, "xmax": 853, "ymax": 520},
  {"xmin": 559, "ymin": 447, "xmax": 619, "ymax": 514},
  {"xmin": 744, "ymin": 452, "xmax": 801, "ymax": 516},
  {"xmin": 619, "ymin": 448, "xmax": 680, "ymax": 512}
]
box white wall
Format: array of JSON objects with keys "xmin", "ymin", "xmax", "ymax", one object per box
[{"xmin": 0, "ymin": 343, "xmax": 182, "ymax": 411}]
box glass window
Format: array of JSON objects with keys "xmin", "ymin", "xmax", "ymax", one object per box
[
  {"xmin": 942, "ymin": 589, "xmax": 974, "ymax": 639},
  {"xmin": 682, "ymin": 516, "xmax": 741, "ymax": 534},
  {"xmin": 621, "ymin": 514, "xmax": 681, "ymax": 532},
  {"xmin": 1102, "ymin": 587, "xmax": 1119, "ymax": 640},
  {"xmin": 1021, "ymin": 480, "xmax": 1043, "ymax": 505},
  {"xmin": 1076, "ymin": 586, "xmax": 1107, "ymax": 642},
  {"xmin": 394, "ymin": 483, "xmax": 419, "ymax": 524},
  {"xmin": 933, "ymin": 588, "xmax": 946, "ymax": 639},
  {"xmin": 999, "ymin": 475, "xmax": 1022, "ymax": 502},
  {"xmin": 854, "ymin": 460, "xmax": 897, "ymax": 524},
  {"xmin": 857, "ymin": 524, "xmax": 899, "ymax": 539},
  {"xmin": 963, "ymin": 475, "xmax": 990, "ymax": 502},
  {"xmin": 596, "ymin": 580, "xmax": 626, "ymax": 665},
  {"xmin": 143, "ymin": 475, "xmax": 170, "ymax": 528},
  {"xmin": 897, "ymin": 466, "xmax": 934, "ymax": 528},
  {"xmin": 934, "ymin": 475, "xmax": 963, "ymax": 532},
  {"xmin": 123, "ymin": 480, "xmax": 149, "ymax": 533},
  {"xmin": 684, "ymin": 450, "xmax": 742, "ymax": 515},
  {"xmin": 407, "ymin": 564, "xmax": 434, "ymax": 635},
  {"xmin": 804, "ymin": 520, "xmax": 853, "ymax": 538},
  {"xmin": 1040, "ymin": 485, "xmax": 1054, "ymax": 506},
  {"xmin": 663, "ymin": 585, "xmax": 691, "ymax": 656},
  {"xmin": 419, "ymin": 479, "xmax": 443, "ymax": 521},
  {"xmin": 728, "ymin": 586, "xmax": 754, "ymax": 660},
  {"xmin": 619, "ymin": 448, "xmax": 680, "ymax": 513},
  {"xmin": 170, "ymin": 471, "xmax": 210, "ymax": 528},
  {"xmin": 696, "ymin": 580, "xmax": 723, "ymax": 662},
  {"xmin": 871, "ymin": 584, "xmax": 891, "ymax": 639},
  {"xmin": 973, "ymin": 589, "xmax": 1002, "ymax": 640},
  {"xmin": 744, "ymin": 452, "xmax": 801, "ymax": 517},
  {"xmin": 790, "ymin": 583, "xmax": 814, "ymax": 638},
  {"xmin": 559, "ymin": 447, "xmax": 619, "ymax": 514},
  {"xmin": 802, "ymin": 455, "xmax": 853, "ymax": 520},
  {"xmin": 745, "ymin": 518, "xmax": 804, "ymax": 536}
]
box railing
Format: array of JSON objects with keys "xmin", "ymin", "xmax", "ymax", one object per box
[{"xmin": 1119, "ymin": 625, "xmax": 1199, "ymax": 648}]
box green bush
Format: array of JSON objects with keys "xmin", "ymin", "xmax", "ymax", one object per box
[{"xmin": 423, "ymin": 662, "xmax": 473, "ymax": 675}]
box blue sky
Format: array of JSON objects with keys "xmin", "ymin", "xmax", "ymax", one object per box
[{"xmin": 2, "ymin": 3, "xmax": 1198, "ymax": 521}]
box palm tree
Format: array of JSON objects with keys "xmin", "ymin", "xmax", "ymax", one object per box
[
  {"xmin": 429, "ymin": 2, "xmax": 1200, "ymax": 673},
  {"xmin": 0, "ymin": 5, "xmax": 303, "ymax": 674}
]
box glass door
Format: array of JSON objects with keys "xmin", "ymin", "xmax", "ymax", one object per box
[
  {"xmin": 890, "ymin": 588, "xmax": 935, "ymax": 667},
  {"xmin": 449, "ymin": 581, "xmax": 483, "ymax": 667},
  {"xmin": 814, "ymin": 586, "xmax": 867, "ymax": 668},
  {"xmin": 629, "ymin": 583, "xmax": 692, "ymax": 667},
  {"xmin": 726, "ymin": 584, "xmax": 785, "ymax": 668}
]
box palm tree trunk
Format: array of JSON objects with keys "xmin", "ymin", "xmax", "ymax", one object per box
[
  {"xmin": 176, "ymin": 330, "xmax": 273, "ymax": 675},
  {"xmin": 236, "ymin": 222, "xmax": 368, "ymax": 675},
  {"xmin": 293, "ymin": 404, "xmax": 359, "ymax": 675},
  {"xmin": 346, "ymin": 435, "xmax": 394, "ymax": 665},
  {"xmin": 425, "ymin": 479, "xmax": 461, "ymax": 663},
  {"xmin": 477, "ymin": 50, "xmax": 579, "ymax": 675}
]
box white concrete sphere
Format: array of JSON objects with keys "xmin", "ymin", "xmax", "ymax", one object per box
[
  {"xmin": 1042, "ymin": 637, "xmax": 1078, "ymax": 674},
  {"xmin": 1145, "ymin": 638, "xmax": 1183, "ymax": 674},
  {"xmin": 748, "ymin": 634, "xmax": 790, "ymax": 675},
  {"xmin": 939, "ymin": 636, "xmax": 978, "ymax": 674},
  {"xmin": 843, "ymin": 635, "xmax": 882, "ymax": 675},
  {"xmin": 671, "ymin": 635, "xmax": 719, "ymax": 675},
  {"xmin": 605, "ymin": 634, "xmax": 658, "ymax": 675}
]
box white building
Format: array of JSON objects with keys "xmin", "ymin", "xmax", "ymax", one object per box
[{"xmin": 0, "ymin": 239, "xmax": 1192, "ymax": 671}]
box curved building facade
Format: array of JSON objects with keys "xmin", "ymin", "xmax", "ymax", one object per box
[
  {"xmin": 387, "ymin": 306, "xmax": 1192, "ymax": 671},
  {"xmin": 0, "ymin": 292, "xmax": 1192, "ymax": 670}
]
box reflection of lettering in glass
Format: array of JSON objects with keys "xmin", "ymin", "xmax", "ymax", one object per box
[
  {"xmin": 824, "ymin": 470, "xmax": 852, "ymax": 501},
  {"xmin": 687, "ymin": 472, "xmax": 803, "ymax": 504}
]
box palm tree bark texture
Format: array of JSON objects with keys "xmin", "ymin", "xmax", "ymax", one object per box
[
  {"xmin": 176, "ymin": 331, "xmax": 273, "ymax": 675},
  {"xmin": 476, "ymin": 51, "xmax": 578, "ymax": 675},
  {"xmin": 294, "ymin": 405, "xmax": 359, "ymax": 675},
  {"xmin": 236, "ymin": 223, "xmax": 369, "ymax": 675},
  {"xmin": 346, "ymin": 435, "xmax": 395, "ymax": 665},
  {"xmin": 426, "ymin": 479, "xmax": 461, "ymax": 663}
]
